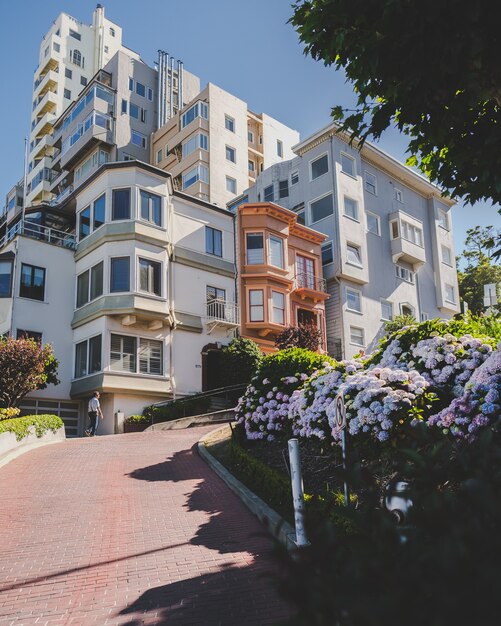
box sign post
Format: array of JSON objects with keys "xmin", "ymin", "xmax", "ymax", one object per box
[
  {"xmin": 288, "ymin": 438, "xmax": 308, "ymax": 547},
  {"xmin": 334, "ymin": 392, "xmax": 350, "ymax": 507}
]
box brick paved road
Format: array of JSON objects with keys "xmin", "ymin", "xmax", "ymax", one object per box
[{"xmin": 0, "ymin": 428, "xmax": 289, "ymax": 625}]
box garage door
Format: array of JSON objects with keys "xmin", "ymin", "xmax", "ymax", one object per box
[{"xmin": 20, "ymin": 398, "xmax": 82, "ymax": 438}]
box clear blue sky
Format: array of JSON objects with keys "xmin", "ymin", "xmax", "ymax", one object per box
[{"xmin": 0, "ymin": 0, "xmax": 498, "ymax": 253}]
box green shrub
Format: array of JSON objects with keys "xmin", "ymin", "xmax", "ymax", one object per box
[
  {"xmin": 0, "ymin": 407, "xmax": 20, "ymax": 421},
  {"xmin": 220, "ymin": 338, "xmax": 263, "ymax": 387},
  {"xmin": 257, "ymin": 348, "xmax": 335, "ymax": 385},
  {"xmin": 143, "ymin": 395, "xmax": 212, "ymax": 423},
  {"xmin": 125, "ymin": 414, "xmax": 151, "ymax": 424},
  {"xmin": 0, "ymin": 414, "xmax": 63, "ymax": 441}
]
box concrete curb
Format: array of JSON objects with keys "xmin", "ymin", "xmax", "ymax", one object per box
[
  {"xmin": 0, "ymin": 426, "xmax": 66, "ymax": 470},
  {"xmin": 198, "ymin": 425, "xmax": 297, "ymax": 550}
]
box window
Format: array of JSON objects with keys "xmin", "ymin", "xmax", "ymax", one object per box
[
  {"xmin": 110, "ymin": 27, "xmax": 115, "ymax": 36},
  {"xmin": 64, "ymin": 88, "xmax": 71, "ymax": 100},
  {"xmin": 90, "ymin": 262, "xmax": 103, "ymax": 301},
  {"xmin": 53, "ymin": 42, "xmax": 60, "ymax": 53},
  {"xmin": 248, "ymin": 160, "xmax": 255, "ymax": 173},
  {"xmin": 341, "ymin": 153, "xmax": 355, "ymax": 177},
  {"xmin": 293, "ymin": 203, "xmax": 305, "ymax": 225},
  {"xmin": 225, "ymin": 145, "xmax": 236, "ymax": 163},
  {"xmin": 311, "ymin": 154, "xmax": 329, "ymax": 180},
  {"xmin": 71, "ymin": 50, "xmax": 82, "ymax": 67},
  {"xmin": 75, "ymin": 341, "xmax": 88, "ymax": 378},
  {"xmin": 182, "ymin": 132, "xmax": 208, "ymax": 158},
  {"xmin": 0, "ymin": 260, "xmax": 13, "ymax": 297},
  {"xmin": 77, "ymin": 263, "xmax": 104, "ymax": 309},
  {"xmin": 69, "ymin": 29, "xmax": 81, "ymax": 40},
  {"xmin": 346, "ymin": 288, "xmax": 362, "ymax": 313},
  {"xmin": 138, "ymin": 258, "xmax": 161, "ymax": 296},
  {"xmin": 76, "ymin": 270, "xmax": 89, "ymax": 308},
  {"xmin": 441, "ymin": 245, "xmax": 452, "ymax": 265},
  {"xmin": 128, "ymin": 77, "xmax": 134, "ymax": 91},
  {"xmin": 401, "ymin": 221, "xmax": 423, "ymax": 246},
  {"xmin": 321, "ymin": 242, "xmax": 333, "ymax": 265},
  {"xmin": 248, "ymin": 130, "xmax": 254, "ymax": 142},
  {"xmin": 20, "ymin": 264, "xmax": 45, "ymax": 301},
  {"xmin": 346, "ymin": 244, "xmax": 362, "ymax": 267},
  {"xmin": 156, "ymin": 148, "xmax": 162, "ymax": 164},
  {"xmin": 121, "ymin": 99, "xmax": 127, "ymax": 114},
  {"xmin": 364, "ymin": 171, "xmax": 377, "ymax": 195},
  {"xmin": 296, "ymin": 255, "xmax": 315, "ymax": 289},
  {"xmin": 264, "ymin": 185, "xmax": 274, "ymax": 202},
  {"xmin": 395, "ymin": 264, "xmax": 415, "ymax": 283},
  {"xmin": 272, "ymin": 291, "xmax": 285, "ymax": 324},
  {"xmin": 421, "ymin": 312, "xmax": 429, "ymax": 322},
  {"xmin": 400, "ymin": 304, "xmax": 414, "ymax": 317},
  {"xmin": 147, "ymin": 87, "xmax": 153, "ymax": 101},
  {"xmin": 93, "ymin": 194, "xmax": 105, "ymax": 230},
  {"xmin": 182, "ymin": 164, "xmax": 209, "ymax": 189},
  {"xmin": 344, "ymin": 197, "xmax": 358, "ymax": 220},
  {"xmin": 269, "ymin": 236, "xmax": 284, "ymax": 268},
  {"xmin": 65, "ymin": 68, "xmax": 72, "ymax": 79},
  {"xmin": 279, "ymin": 180, "xmax": 289, "ymax": 199},
  {"xmin": 310, "ymin": 194, "xmax": 334, "ymax": 223},
  {"xmin": 246, "ymin": 233, "xmax": 264, "ymax": 265},
  {"xmin": 394, "ymin": 188, "xmax": 403, "ymax": 203},
  {"xmin": 381, "ymin": 300, "xmax": 393, "ymax": 321},
  {"xmin": 110, "ymin": 334, "xmax": 136, "ymax": 373},
  {"xmin": 88, "ymin": 335, "xmax": 102, "ymax": 374},
  {"xmin": 350, "ymin": 326, "xmax": 365, "ymax": 346},
  {"xmin": 366, "ymin": 211, "xmax": 381, "ymax": 235},
  {"xmin": 226, "ymin": 176, "xmax": 237, "ymax": 194},
  {"xmin": 225, "ymin": 115, "xmax": 235, "ymax": 132},
  {"xmin": 445, "ymin": 283, "xmax": 456, "ymax": 304},
  {"xmin": 139, "ymin": 339, "xmax": 162, "ymax": 375},
  {"xmin": 135, "ymin": 82, "xmax": 146, "ymax": 97},
  {"xmin": 249, "ymin": 290, "xmax": 264, "ymax": 322},
  {"xmin": 438, "ymin": 209, "xmax": 449, "ymax": 230},
  {"xmin": 277, "ymin": 140, "xmax": 283, "ymax": 157},
  {"xmin": 112, "ymin": 188, "xmax": 131, "ymax": 220},
  {"xmin": 79, "ymin": 206, "xmax": 91, "ymax": 239},
  {"xmin": 131, "ymin": 130, "xmax": 147, "ymax": 149},
  {"xmin": 291, "ymin": 171, "xmax": 299, "ymax": 185},
  {"xmin": 110, "ymin": 257, "xmax": 130, "ymax": 292},
  {"xmin": 104, "ymin": 45, "xmax": 109, "ymax": 54},
  {"xmin": 165, "ymin": 144, "xmax": 169, "ymax": 157},
  {"xmin": 205, "ymin": 226, "xmax": 222, "ymax": 257},
  {"xmin": 129, "ymin": 103, "xmax": 140, "ymax": 119},
  {"xmin": 181, "ymin": 101, "xmax": 208, "ymax": 128},
  {"xmin": 140, "ymin": 190, "xmax": 162, "ymax": 226},
  {"xmin": 80, "ymin": 76, "xmax": 87, "ymax": 86},
  {"xmin": 17, "ymin": 330, "xmax": 42, "ymax": 343}
]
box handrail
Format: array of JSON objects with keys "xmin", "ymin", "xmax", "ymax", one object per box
[
  {"xmin": 0, "ymin": 219, "xmax": 76, "ymax": 251},
  {"xmin": 294, "ymin": 272, "xmax": 327, "ymax": 292},
  {"xmin": 151, "ymin": 383, "xmax": 247, "ymax": 408}
]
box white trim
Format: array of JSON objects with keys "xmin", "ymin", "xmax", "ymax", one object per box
[{"xmin": 309, "ymin": 151, "xmax": 329, "ymax": 181}]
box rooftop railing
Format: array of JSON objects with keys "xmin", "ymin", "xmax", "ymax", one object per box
[
  {"xmin": 294, "ymin": 272, "xmax": 327, "ymax": 293},
  {"xmin": 0, "ymin": 219, "xmax": 76, "ymax": 251}
]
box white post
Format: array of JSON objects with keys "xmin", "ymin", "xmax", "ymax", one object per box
[{"xmin": 288, "ymin": 438, "xmax": 308, "ymax": 547}]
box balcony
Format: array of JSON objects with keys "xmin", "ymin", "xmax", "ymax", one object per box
[
  {"xmin": 30, "ymin": 134, "xmax": 53, "ymax": 160},
  {"xmin": 60, "ymin": 111, "xmax": 114, "ymax": 170},
  {"xmin": 0, "ymin": 219, "xmax": 76, "ymax": 252},
  {"xmin": 206, "ymin": 299, "xmax": 239, "ymax": 333},
  {"xmin": 293, "ymin": 272, "xmax": 329, "ymax": 302},
  {"xmin": 33, "ymin": 90, "xmax": 57, "ymax": 117},
  {"xmin": 34, "ymin": 69, "xmax": 59, "ymax": 97},
  {"xmin": 30, "ymin": 112, "xmax": 56, "ymax": 140},
  {"xmin": 389, "ymin": 211, "xmax": 426, "ymax": 269}
]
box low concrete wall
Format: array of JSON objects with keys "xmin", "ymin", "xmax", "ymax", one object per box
[
  {"xmin": 0, "ymin": 426, "xmax": 66, "ymax": 469},
  {"xmin": 145, "ymin": 408, "xmax": 236, "ymax": 431}
]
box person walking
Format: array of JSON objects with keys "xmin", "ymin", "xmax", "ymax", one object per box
[{"xmin": 85, "ymin": 391, "xmax": 104, "ymax": 437}]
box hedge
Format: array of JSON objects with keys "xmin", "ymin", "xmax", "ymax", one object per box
[
  {"xmin": 0, "ymin": 414, "xmax": 64, "ymax": 441},
  {"xmin": 143, "ymin": 395, "xmax": 212, "ymax": 423}
]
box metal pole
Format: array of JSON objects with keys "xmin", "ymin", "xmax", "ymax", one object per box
[
  {"xmin": 288, "ymin": 438, "xmax": 308, "ymax": 547},
  {"xmin": 341, "ymin": 429, "xmax": 350, "ymax": 507}
]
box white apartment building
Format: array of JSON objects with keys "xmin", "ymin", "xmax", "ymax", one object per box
[
  {"xmin": 234, "ymin": 123, "xmax": 460, "ymax": 359},
  {"xmin": 152, "ymin": 83, "xmax": 300, "ymax": 209},
  {"xmin": 0, "ymin": 161, "xmax": 238, "ymax": 436}
]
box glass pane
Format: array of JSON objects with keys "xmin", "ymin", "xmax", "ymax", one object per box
[
  {"xmin": 75, "ymin": 341, "xmax": 87, "ymax": 377},
  {"xmin": 311, "ymin": 194, "xmax": 333, "ymax": 222},
  {"xmin": 311, "ymin": 154, "xmax": 328, "ymax": 179},
  {"xmin": 110, "ymin": 258, "xmax": 130, "ymax": 292},
  {"xmin": 269, "ymin": 236, "xmax": 284, "ymax": 268},
  {"xmin": 90, "ymin": 262, "xmax": 103, "ymax": 300},
  {"xmin": 112, "ymin": 189, "xmax": 130, "ymax": 220},
  {"xmin": 79, "ymin": 206, "xmax": 91, "ymax": 239},
  {"xmin": 93, "ymin": 194, "xmax": 105, "ymax": 229},
  {"xmin": 76, "ymin": 271, "xmax": 89, "ymax": 308},
  {"xmin": 88, "ymin": 335, "xmax": 101, "ymax": 374},
  {"xmin": 246, "ymin": 233, "xmax": 264, "ymax": 264},
  {"xmin": 0, "ymin": 260, "xmax": 12, "ymax": 297}
]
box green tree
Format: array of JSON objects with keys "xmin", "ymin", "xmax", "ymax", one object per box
[
  {"xmin": 220, "ymin": 337, "xmax": 262, "ymax": 387},
  {"xmin": 275, "ymin": 324, "xmax": 323, "ymax": 351},
  {"xmin": 457, "ymin": 226, "xmax": 501, "ymax": 314},
  {"xmin": 290, "ymin": 1, "xmax": 501, "ymax": 217},
  {"xmin": 0, "ymin": 337, "xmax": 60, "ymax": 408}
]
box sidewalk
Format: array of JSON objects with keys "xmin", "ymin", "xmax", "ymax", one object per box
[{"xmin": 0, "ymin": 427, "xmax": 289, "ymax": 625}]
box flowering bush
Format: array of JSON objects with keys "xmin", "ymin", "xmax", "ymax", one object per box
[
  {"xmin": 427, "ymin": 343, "xmax": 501, "ymax": 439},
  {"xmin": 325, "ymin": 367, "xmax": 433, "ymax": 443},
  {"xmin": 0, "ymin": 407, "xmax": 21, "ymax": 421},
  {"xmin": 235, "ymin": 348, "xmax": 335, "ymax": 441}
]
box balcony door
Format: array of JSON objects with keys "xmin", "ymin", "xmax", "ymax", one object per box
[
  {"xmin": 207, "ymin": 286, "xmax": 226, "ymax": 320},
  {"xmin": 297, "ymin": 308, "xmax": 317, "ymax": 326},
  {"xmin": 296, "ymin": 255, "xmax": 315, "ymax": 289}
]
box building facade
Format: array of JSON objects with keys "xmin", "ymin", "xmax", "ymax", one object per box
[
  {"xmin": 152, "ymin": 83, "xmax": 300, "ymax": 209},
  {"xmin": 238, "ymin": 202, "xmax": 328, "ymax": 353},
  {"xmin": 236, "ymin": 124, "xmax": 460, "ymax": 359},
  {"xmin": 0, "ymin": 161, "xmax": 238, "ymax": 435}
]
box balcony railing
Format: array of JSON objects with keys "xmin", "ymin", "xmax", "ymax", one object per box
[
  {"xmin": 206, "ymin": 299, "xmax": 239, "ymax": 333},
  {"xmin": 49, "ymin": 185, "xmax": 74, "ymax": 206},
  {"xmin": 294, "ymin": 272, "xmax": 327, "ymax": 293},
  {"xmin": 0, "ymin": 219, "xmax": 76, "ymax": 251}
]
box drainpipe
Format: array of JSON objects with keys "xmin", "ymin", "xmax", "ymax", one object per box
[
  {"xmin": 232, "ymin": 211, "xmax": 239, "ymax": 336},
  {"xmin": 415, "ymin": 269, "xmax": 423, "ymax": 322},
  {"xmin": 329, "ymin": 135, "xmax": 345, "ymax": 359},
  {"xmin": 167, "ymin": 185, "xmax": 177, "ymax": 399}
]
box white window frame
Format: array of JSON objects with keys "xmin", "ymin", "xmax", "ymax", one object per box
[
  {"xmin": 321, "ymin": 241, "xmax": 333, "ymax": 266},
  {"xmin": 309, "ymin": 192, "xmax": 334, "ymax": 224},
  {"xmin": 226, "ymin": 176, "xmax": 237, "ymax": 194},
  {"xmin": 350, "ymin": 326, "xmax": 365, "ymax": 347},
  {"xmin": 139, "ymin": 338, "xmax": 163, "ymax": 375},
  {"xmin": 438, "ymin": 209, "xmax": 450, "ymax": 230},
  {"xmin": 395, "ymin": 264, "xmax": 415, "ymax": 284},
  {"xmin": 366, "ymin": 211, "xmax": 381, "ymax": 235},
  {"xmin": 277, "ymin": 139, "xmax": 283, "ymax": 158},
  {"xmin": 441, "ymin": 245, "xmax": 453, "ymax": 266},
  {"xmin": 271, "ymin": 290, "xmax": 286, "ymax": 325},
  {"xmin": 225, "ymin": 145, "xmax": 236, "ymax": 163},
  {"xmin": 182, "ymin": 164, "xmax": 209, "ymax": 189},
  {"xmin": 291, "ymin": 170, "xmax": 299, "ymax": 185},
  {"xmin": 364, "ymin": 170, "xmax": 377, "ymax": 195},
  {"xmin": 310, "ymin": 152, "xmax": 329, "ymax": 181},
  {"xmin": 394, "ymin": 188, "xmax": 403, "ymax": 203},
  {"xmin": 269, "ymin": 235, "xmax": 284, "ymax": 269},
  {"xmin": 346, "ymin": 243, "xmax": 363, "ymax": 267},
  {"xmin": 249, "ymin": 289, "xmax": 264, "ymax": 322},
  {"xmin": 343, "ymin": 196, "xmax": 359, "ymax": 221},
  {"xmin": 181, "ymin": 101, "xmax": 208, "ymax": 129},
  {"xmin": 346, "ymin": 287, "xmax": 362, "ymax": 313},
  {"xmin": 225, "ymin": 115, "xmax": 235, "ymax": 132},
  {"xmin": 381, "ymin": 300, "xmax": 393, "ymax": 321},
  {"xmin": 340, "ymin": 152, "xmax": 356, "ymax": 178},
  {"xmin": 445, "ymin": 283, "xmax": 456, "ymax": 304}
]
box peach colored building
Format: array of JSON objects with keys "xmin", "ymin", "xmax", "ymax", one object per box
[{"xmin": 238, "ymin": 202, "xmax": 329, "ymax": 353}]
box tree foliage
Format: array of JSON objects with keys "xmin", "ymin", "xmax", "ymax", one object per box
[
  {"xmin": 383, "ymin": 314, "xmax": 416, "ymax": 336},
  {"xmin": 275, "ymin": 324, "xmax": 323, "ymax": 351},
  {"xmin": 220, "ymin": 337, "xmax": 263, "ymax": 386},
  {"xmin": 0, "ymin": 337, "xmax": 60, "ymax": 408},
  {"xmin": 458, "ymin": 226, "xmax": 501, "ymax": 314},
  {"xmin": 290, "ymin": 0, "xmax": 501, "ymax": 215}
]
